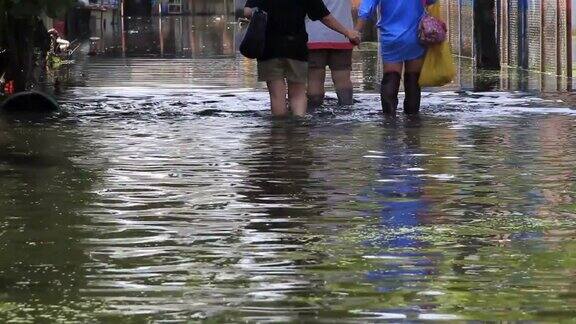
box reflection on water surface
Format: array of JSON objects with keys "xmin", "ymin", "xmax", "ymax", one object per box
[{"xmin": 1, "ymin": 15, "xmax": 576, "ymax": 323}]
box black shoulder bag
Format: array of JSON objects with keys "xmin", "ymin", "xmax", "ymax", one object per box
[{"xmin": 240, "ymin": 8, "xmax": 268, "ymax": 59}]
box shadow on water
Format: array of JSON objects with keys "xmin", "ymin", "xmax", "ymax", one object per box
[
  {"xmin": 0, "ymin": 117, "xmax": 103, "ymax": 321},
  {"xmin": 209, "ymin": 122, "xmax": 329, "ymax": 321}
]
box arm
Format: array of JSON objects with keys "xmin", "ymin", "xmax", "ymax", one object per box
[
  {"xmin": 243, "ymin": 0, "xmax": 261, "ymax": 18},
  {"xmin": 354, "ymin": 19, "xmax": 367, "ymax": 33},
  {"xmin": 355, "ymin": 0, "xmax": 379, "ymax": 32},
  {"xmin": 320, "ymin": 14, "xmax": 361, "ymax": 45},
  {"xmin": 243, "ymin": 7, "xmax": 253, "ymax": 18}
]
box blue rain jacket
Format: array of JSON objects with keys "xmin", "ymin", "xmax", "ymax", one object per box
[{"xmin": 359, "ymin": 0, "xmax": 435, "ymax": 62}]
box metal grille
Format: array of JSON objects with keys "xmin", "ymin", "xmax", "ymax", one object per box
[
  {"xmin": 448, "ymin": 0, "xmax": 460, "ymax": 55},
  {"xmin": 527, "ymin": 0, "xmax": 542, "ymax": 70},
  {"xmin": 558, "ymin": 0, "xmax": 568, "ymax": 76},
  {"xmin": 508, "ymin": 0, "xmax": 520, "ymax": 66},
  {"xmin": 500, "ymin": 0, "xmax": 509, "ymax": 65},
  {"xmin": 442, "ymin": 0, "xmax": 571, "ymax": 77},
  {"xmin": 460, "ymin": 0, "xmax": 474, "ymax": 57},
  {"xmin": 441, "ymin": 0, "xmax": 449, "ymax": 21},
  {"xmin": 566, "ymin": 0, "xmax": 576, "ymax": 80},
  {"xmin": 542, "ymin": 0, "xmax": 559, "ymax": 73}
]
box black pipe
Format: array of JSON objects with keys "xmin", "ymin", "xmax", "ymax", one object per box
[
  {"xmin": 0, "ymin": 91, "xmax": 60, "ymax": 113},
  {"xmin": 474, "ymin": 0, "xmax": 500, "ymax": 69}
]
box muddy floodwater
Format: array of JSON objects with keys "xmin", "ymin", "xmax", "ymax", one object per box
[{"xmin": 1, "ymin": 16, "xmax": 576, "ymax": 322}]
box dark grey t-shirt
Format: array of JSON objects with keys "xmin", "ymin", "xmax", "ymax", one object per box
[{"xmin": 245, "ymin": 0, "xmax": 330, "ymax": 61}]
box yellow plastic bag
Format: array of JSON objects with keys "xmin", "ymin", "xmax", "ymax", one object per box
[{"xmin": 419, "ymin": 2, "xmax": 456, "ymax": 87}]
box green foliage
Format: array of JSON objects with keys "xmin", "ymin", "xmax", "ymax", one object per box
[{"xmin": 0, "ymin": 0, "xmax": 76, "ymax": 19}]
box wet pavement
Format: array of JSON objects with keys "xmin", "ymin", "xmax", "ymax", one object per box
[{"xmin": 1, "ymin": 16, "xmax": 576, "ymax": 322}]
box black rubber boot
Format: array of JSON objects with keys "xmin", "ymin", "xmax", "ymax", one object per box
[
  {"xmin": 380, "ymin": 72, "xmax": 401, "ymax": 115},
  {"xmin": 403, "ymin": 72, "xmax": 421, "ymax": 115},
  {"xmin": 336, "ymin": 88, "xmax": 354, "ymax": 106},
  {"xmin": 308, "ymin": 94, "xmax": 324, "ymax": 108}
]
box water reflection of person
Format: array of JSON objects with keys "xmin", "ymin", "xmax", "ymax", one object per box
[
  {"xmin": 366, "ymin": 118, "xmax": 436, "ymax": 295},
  {"xmin": 235, "ymin": 122, "xmax": 328, "ymax": 305},
  {"xmin": 0, "ymin": 120, "xmax": 99, "ymax": 318},
  {"xmin": 240, "ymin": 121, "xmax": 327, "ymax": 230},
  {"xmin": 535, "ymin": 115, "xmax": 575, "ymax": 216}
]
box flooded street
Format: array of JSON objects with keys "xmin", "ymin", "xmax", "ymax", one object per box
[{"xmin": 1, "ymin": 16, "xmax": 576, "ymax": 322}]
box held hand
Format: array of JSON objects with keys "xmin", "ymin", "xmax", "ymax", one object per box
[
  {"xmin": 238, "ymin": 17, "xmax": 250, "ymax": 27},
  {"xmin": 346, "ymin": 30, "xmax": 361, "ymax": 46}
]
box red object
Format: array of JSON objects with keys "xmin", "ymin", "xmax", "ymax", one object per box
[
  {"xmin": 4, "ymin": 81, "xmax": 15, "ymax": 95},
  {"xmin": 53, "ymin": 20, "xmax": 66, "ymax": 37},
  {"xmin": 308, "ymin": 42, "xmax": 354, "ymax": 50}
]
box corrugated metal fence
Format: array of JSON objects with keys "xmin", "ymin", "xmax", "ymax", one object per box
[{"xmin": 442, "ymin": 0, "xmax": 572, "ymax": 78}]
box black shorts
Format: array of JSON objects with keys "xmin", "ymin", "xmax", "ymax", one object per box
[{"xmin": 308, "ymin": 49, "xmax": 353, "ymax": 71}]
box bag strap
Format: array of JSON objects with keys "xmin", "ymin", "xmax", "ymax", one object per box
[{"xmin": 421, "ymin": 0, "xmax": 430, "ymax": 15}]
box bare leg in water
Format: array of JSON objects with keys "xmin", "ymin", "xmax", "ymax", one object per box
[
  {"xmin": 308, "ymin": 69, "xmax": 353, "ymax": 107},
  {"xmin": 267, "ymin": 80, "xmax": 289, "ymax": 118},
  {"xmin": 288, "ymin": 81, "xmax": 308, "ymax": 117},
  {"xmin": 307, "ymin": 68, "xmax": 326, "ymax": 108},
  {"xmin": 332, "ymin": 69, "xmax": 353, "ymax": 106},
  {"xmin": 308, "ymin": 61, "xmax": 353, "ymax": 107}
]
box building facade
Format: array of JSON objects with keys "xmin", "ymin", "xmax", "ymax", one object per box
[{"xmin": 120, "ymin": 0, "xmax": 235, "ymax": 16}]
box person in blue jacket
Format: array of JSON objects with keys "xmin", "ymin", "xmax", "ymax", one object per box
[{"xmin": 355, "ymin": 0, "xmax": 434, "ymax": 115}]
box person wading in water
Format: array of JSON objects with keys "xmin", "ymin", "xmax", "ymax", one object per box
[
  {"xmin": 244, "ymin": 0, "xmax": 360, "ymax": 118},
  {"xmin": 306, "ymin": 0, "xmax": 355, "ymax": 107},
  {"xmin": 355, "ymin": 0, "xmax": 434, "ymax": 115}
]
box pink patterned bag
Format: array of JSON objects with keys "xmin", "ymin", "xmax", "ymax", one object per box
[{"xmin": 418, "ymin": 6, "xmax": 447, "ymax": 46}]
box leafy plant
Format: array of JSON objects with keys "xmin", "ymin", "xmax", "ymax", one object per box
[{"xmin": 0, "ymin": 0, "xmax": 76, "ymax": 92}]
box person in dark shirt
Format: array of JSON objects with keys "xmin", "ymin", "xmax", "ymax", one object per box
[{"xmin": 244, "ymin": 0, "xmax": 359, "ymax": 117}]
